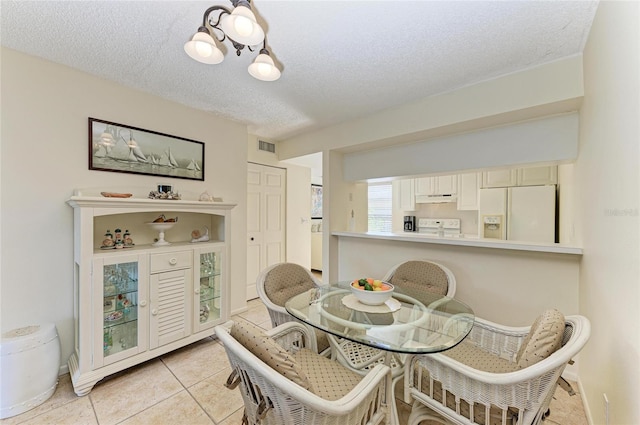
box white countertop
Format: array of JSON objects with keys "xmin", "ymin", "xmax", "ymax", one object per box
[{"xmin": 331, "ymin": 231, "xmax": 582, "ymax": 255}]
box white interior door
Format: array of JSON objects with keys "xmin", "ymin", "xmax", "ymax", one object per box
[{"xmin": 247, "ymin": 163, "xmax": 286, "ymax": 300}]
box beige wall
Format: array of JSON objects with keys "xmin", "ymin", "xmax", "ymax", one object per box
[
  {"xmin": 337, "ymin": 237, "xmax": 580, "ymax": 328},
  {"xmin": 0, "ymin": 48, "xmax": 249, "ymax": 371},
  {"xmin": 578, "ymin": 2, "xmax": 640, "ymax": 424}
]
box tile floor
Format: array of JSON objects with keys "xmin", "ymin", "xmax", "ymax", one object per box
[{"xmin": 1, "ymin": 298, "xmax": 589, "ymax": 425}]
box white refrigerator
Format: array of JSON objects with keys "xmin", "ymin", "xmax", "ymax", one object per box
[{"xmin": 478, "ymin": 185, "xmax": 556, "ymax": 243}]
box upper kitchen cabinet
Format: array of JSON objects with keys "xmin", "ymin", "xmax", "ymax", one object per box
[
  {"xmin": 457, "ymin": 173, "xmax": 480, "ymax": 210},
  {"xmin": 516, "ymin": 166, "xmax": 558, "ymax": 186},
  {"xmin": 481, "ymin": 169, "xmax": 517, "ymax": 188},
  {"xmin": 481, "ymin": 166, "xmax": 557, "ymax": 188},
  {"xmin": 394, "ymin": 179, "xmax": 416, "ymax": 211},
  {"xmin": 415, "ymin": 175, "xmax": 458, "ymax": 197}
]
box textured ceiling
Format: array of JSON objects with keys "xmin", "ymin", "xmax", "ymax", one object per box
[{"xmin": 1, "ymin": 0, "xmax": 598, "ymax": 141}]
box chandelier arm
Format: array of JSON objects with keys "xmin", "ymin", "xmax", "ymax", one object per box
[
  {"xmin": 249, "ymin": 38, "xmax": 267, "ymax": 53},
  {"xmin": 201, "ymin": 5, "xmax": 232, "ymax": 42}
]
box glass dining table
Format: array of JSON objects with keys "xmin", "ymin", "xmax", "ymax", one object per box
[
  {"xmin": 285, "ymin": 282, "xmax": 474, "ymax": 354},
  {"xmin": 285, "ymin": 282, "xmax": 474, "ymax": 425}
]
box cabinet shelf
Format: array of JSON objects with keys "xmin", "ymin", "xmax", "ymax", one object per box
[
  {"xmin": 103, "ymin": 308, "xmax": 138, "ymax": 329},
  {"xmin": 94, "ymin": 241, "xmax": 224, "ymax": 255},
  {"xmin": 104, "ymin": 282, "xmax": 138, "ymax": 298},
  {"xmin": 200, "ymin": 270, "xmax": 221, "ymax": 279}
]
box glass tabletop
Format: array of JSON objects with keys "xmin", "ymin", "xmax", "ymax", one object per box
[{"xmin": 285, "ymin": 282, "xmax": 475, "ymax": 354}]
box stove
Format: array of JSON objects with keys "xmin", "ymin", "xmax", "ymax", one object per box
[{"xmin": 417, "ymin": 218, "xmax": 461, "ymax": 237}]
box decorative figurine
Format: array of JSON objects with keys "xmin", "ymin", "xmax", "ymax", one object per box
[
  {"xmin": 148, "ymin": 186, "xmax": 181, "ymax": 200},
  {"xmin": 114, "ymin": 228, "xmax": 123, "ymax": 244},
  {"xmin": 102, "ymin": 230, "xmax": 114, "ymax": 248},
  {"xmin": 124, "ymin": 229, "xmax": 134, "ymax": 246},
  {"xmin": 191, "ymin": 226, "xmax": 210, "ymax": 243}
]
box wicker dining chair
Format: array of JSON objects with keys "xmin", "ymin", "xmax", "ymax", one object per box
[
  {"xmin": 328, "ymin": 260, "xmax": 457, "ymax": 376},
  {"xmin": 404, "ymin": 310, "xmax": 591, "ymax": 425},
  {"xmin": 216, "ymin": 319, "xmax": 391, "ymax": 425},
  {"xmin": 383, "ymin": 259, "xmax": 457, "ymax": 299},
  {"xmin": 256, "ymin": 262, "xmax": 331, "ymax": 355}
]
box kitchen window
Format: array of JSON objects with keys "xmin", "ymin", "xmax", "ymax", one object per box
[{"xmin": 368, "ymin": 183, "xmax": 392, "ymax": 232}]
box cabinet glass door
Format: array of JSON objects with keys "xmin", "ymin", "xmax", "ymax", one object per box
[
  {"xmin": 196, "ymin": 248, "xmax": 223, "ymax": 331},
  {"xmin": 98, "ymin": 256, "xmax": 147, "ymax": 365}
]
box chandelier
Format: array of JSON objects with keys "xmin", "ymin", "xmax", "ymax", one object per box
[{"xmin": 184, "ymin": 0, "xmax": 281, "ymax": 81}]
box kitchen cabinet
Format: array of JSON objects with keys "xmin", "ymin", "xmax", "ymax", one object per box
[
  {"xmin": 516, "ymin": 166, "xmax": 558, "ymax": 186},
  {"xmin": 481, "ymin": 166, "xmax": 557, "ymax": 188},
  {"xmin": 457, "ymin": 172, "xmax": 480, "ymax": 210},
  {"xmin": 415, "ymin": 175, "xmax": 457, "ymax": 196},
  {"xmin": 67, "ymin": 194, "xmax": 235, "ymax": 395},
  {"xmin": 481, "ymin": 169, "xmax": 518, "ymax": 188},
  {"xmin": 395, "ymin": 179, "xmax": 416, "ymax": 211}
]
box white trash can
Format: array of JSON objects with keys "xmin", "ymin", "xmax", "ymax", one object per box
[{"xmin": 0, "ymin": 323, "xmax": 61, "ymax": 419}]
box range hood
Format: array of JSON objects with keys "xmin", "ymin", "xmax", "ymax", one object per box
[{"xmin": 415, "ymin": 194, "xmax": 457, "ymax": 204}]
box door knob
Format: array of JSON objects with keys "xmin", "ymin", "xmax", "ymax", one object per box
[
  {"xmin": 151, "ymin": 309, "xmax": 158, "ymax": 316},
  {"xmin": 250, "ymin": 237, "xmax": 254, "ymax": 241}
]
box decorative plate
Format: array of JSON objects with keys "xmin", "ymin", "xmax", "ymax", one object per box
[
  {"xmin": 100, "ymin": 192, "xmax": 133, "ymax": 198},
  {"xmin": 105, "ymin": 311, "xmax": 123, "ymax": 321}
]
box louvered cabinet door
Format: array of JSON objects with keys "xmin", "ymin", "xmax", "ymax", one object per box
[{"xmin": 149, "ymin": 256, "xmax": 192, "ymax": 350}]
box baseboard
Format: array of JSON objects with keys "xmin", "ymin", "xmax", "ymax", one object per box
[
  {"xmin": 230, "ymin": 306, "xmax": 249, "ymax": 317},
  {"xmin": 576, "ymin": 378, "xmax": 594, "ymax": 425},
  {"xmin": 560, "ymin": 370, "xmax": 593, "ymax": 425},
  {"xmin": 58, "ymin": 364, "xmax": 69, "ymax": 376}
]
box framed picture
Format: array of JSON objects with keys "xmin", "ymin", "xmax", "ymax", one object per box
[
  {"xmin": 89, "ymin": 117, "xmax": 204, "ymax": 181},
  {"xmin": 311, "ymin": 184, "xmax": 323, "ymax": 219}
]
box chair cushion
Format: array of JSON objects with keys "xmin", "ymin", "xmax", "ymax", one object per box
[
  {"xmin": 263, "ymin": 264, "xmax": 316, "ymax": 306},
  {"xmin": 444, "ymin": 341, "xmax": 518, "ymax": 373},
  {"xmin": 388, "ymin": 261, "xmax": 449, "ymax": 297},
  {"xmin": 294, "ymin": 348, "xmax": 363, "ymax": 401},
  {"xmin": 230, "ymin": 319, "xmax": 313, "ymax": 391},
  {"xmin": 516, "ymin": 309, "xmax": 565, "ymax": 369}
]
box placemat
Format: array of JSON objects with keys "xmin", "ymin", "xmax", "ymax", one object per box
[{"xmin": 341, "ymin": 294, "xmax": 402, "ymax": 313}]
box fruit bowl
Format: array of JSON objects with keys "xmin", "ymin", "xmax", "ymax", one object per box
[
  {"xmin": 350, "ymin": 278, "xmax": 394, "ymax": 305},
  {"xmin": 146, "ymin": 221, "xmax": 176, "ymax": 246}
]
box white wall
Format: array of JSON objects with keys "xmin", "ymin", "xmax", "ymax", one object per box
[
  {"xmin": 0, "ymin": 48, "xmax": 248, "ymax": 372},
  {"xmin": 577, "ymin": 2, "xmax": 640, "ymax": 424}
]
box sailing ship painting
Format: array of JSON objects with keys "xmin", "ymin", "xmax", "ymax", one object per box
[{"xmin": 89, "ymin": 118, "xmax": 204, "ymax": 181}]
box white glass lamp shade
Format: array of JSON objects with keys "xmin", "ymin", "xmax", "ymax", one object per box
[
  {"xmin": 220, "ymin": 4, "xmax": 265, "ymax": 46},
  {"xmin": 248, "ymin": 52, "xmax": 281, "ymax": 81},
  {"xmin": 184, "ymin": 31, "xmax": 224, "ymax": 64}
]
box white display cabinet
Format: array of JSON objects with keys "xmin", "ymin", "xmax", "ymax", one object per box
[{"xmin": 67, "ymin": 193, "xmax": 235, "ymax": 395}]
